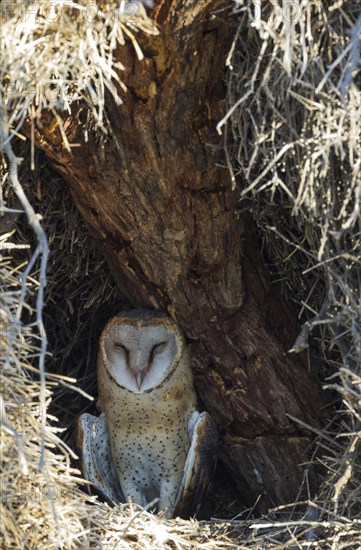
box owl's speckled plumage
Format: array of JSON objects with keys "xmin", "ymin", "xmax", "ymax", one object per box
[{"xmin": 77, "ymin": 311, "xmax": 218, "ymax": 518}]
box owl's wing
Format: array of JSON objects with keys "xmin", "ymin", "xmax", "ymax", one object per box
[
  {"xmin": 174, "ymin": 411, "xmax": 218, "ymax": 519},
  {"xmin": 76, "ymin": 412, "xmax": 124, "ymax": 504}
]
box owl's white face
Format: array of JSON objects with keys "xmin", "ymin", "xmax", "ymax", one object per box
[{"xmin": 103, "ymin": 323, "xmax": 179, "ymax": 393}]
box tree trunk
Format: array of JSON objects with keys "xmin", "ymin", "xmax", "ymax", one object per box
[{"xmin": 31, "ymin": 1, "xmax": 326, "ymax": 512}]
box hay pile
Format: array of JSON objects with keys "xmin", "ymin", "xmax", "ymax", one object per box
[
  {"xmin": 222, "ymin": 0, "xmax": 361, "ymax": 545},
  {"xmin": 1, "ymin": 0, "xmax": 361, "ymax": 548}
]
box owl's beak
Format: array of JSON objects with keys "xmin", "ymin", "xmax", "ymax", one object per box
[
  {"xmin": 135, "ymin": 369, "xmax": 147, "ymax": 390},
  {"xmin": 130, "ymin": 355, "xmax": 148, "ymax": 390},
  {"xmin": 135, "ymin": 372, "xmax": 143, "ymax": 390}
]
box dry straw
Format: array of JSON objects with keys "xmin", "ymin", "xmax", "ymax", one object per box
[
  {"xmin": 223, "ymin": 0, "xmax": 361, "ymax": 546},
  {"xmin": 1, "ymin": 0, "xmax": 361, "ymax": 548}
]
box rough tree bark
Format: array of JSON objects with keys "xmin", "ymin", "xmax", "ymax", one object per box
[{"xmin": 31, "ymin": 1, "xmax": 326, "ymax": 512}]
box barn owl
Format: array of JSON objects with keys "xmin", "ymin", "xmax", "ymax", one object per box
[{"xmin": 76, "ymin": 310, "xmax": 218, "ymax": 518}]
